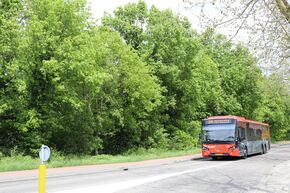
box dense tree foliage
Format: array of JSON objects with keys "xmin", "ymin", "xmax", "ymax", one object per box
[
  {"xmin": 0, "ymin": 0, "xmax": 289, "ymax": 156},
  {"xmin": 0, "ymin": 0, "xmax": 27, "ymax": 155},
  {"xmin": 254, "ymin": 75, "xmax": 290, "ymax": 141},
  {"xmin": 200, "ymin": 29, "xmax": 263, "ymax": 118}
]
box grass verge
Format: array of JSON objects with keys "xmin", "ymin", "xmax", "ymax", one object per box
[
  {"xmin": 0, "ymin": 148, "xmax": 201, "ymax": 172},
  {"xmin": 271, "ymin": 140, "xmax": 290, "ymax": 145}
]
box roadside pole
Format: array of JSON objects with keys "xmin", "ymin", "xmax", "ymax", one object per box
[
  {"xmin": 39, "ymin": 164, "xmax": 46, "ymax": 193},
  {"xmin": 38, "ymin": 145, "xmax": 51, "ymax": 193}
]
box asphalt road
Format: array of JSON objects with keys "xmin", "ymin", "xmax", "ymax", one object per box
[{"xmin": 1, "ymin": 143, "xmax": 290, "ymax": 193}]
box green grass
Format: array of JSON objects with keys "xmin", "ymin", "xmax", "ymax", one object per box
[
  {"xmin": 271, "ymin": 140, "xmax": 290, "ymax": 145},
  {"xmin": 0, "ymin": 148, "xmax": 201, "ymax": 172}
]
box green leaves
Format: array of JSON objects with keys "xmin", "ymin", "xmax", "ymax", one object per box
[
  {"xmin": 0, "ymin": 0, "xmax": 288, "ymax": 156},
  {"xmin": 254, "ymin": 75, "xmax": 290, "ymax": 141},
  {"xmin": 102, "ymin": 1, "xmax": 147, "ymax": 50},
  {"xmin": 87, "ymin": 29, "xmax": 162, "ymax": 154}
]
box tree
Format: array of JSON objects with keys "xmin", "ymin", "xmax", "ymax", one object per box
[
  {"xmin": 1, "ymin": 0, "xmax": 287, "ymax": 156},
  {"xmin": 0, "ymin": 0, "xmax": 162, "ymax": 155},
  {"xmin": 17, "ymin": 0, "xmax": 100, "ymax": 154},
  {"xmin": 253, "ymin": 74, "xmax": 290, "ymax": 141},
  {"xmin": 103, "ymin": 1, "xmax": 148, "ymax": 50},
  {"xmin": 75, "ymin": 27, "xmax": 163, "ymax": 154},
  {"xmin": 103, "ymin": 2, "xmax": 225, "ymax": 145},
  {"xmin": 200, "ymin": 29, "xmax": 263, "ymax": 118},
  {"xmin": 0, "ymin": 0, "xmax": 26, "ymax": 155},
  {"xmin": 184, "ymin": 0, "xmax": 290, "ymax": 77}
]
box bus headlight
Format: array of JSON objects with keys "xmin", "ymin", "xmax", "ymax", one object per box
[
  {"xmin": 202, "ymin": 146, "xmax": 209, "ymax": 151},
  {"xmin": 228, "ymin": 147, "xmax": 236, "ymax": 151}
]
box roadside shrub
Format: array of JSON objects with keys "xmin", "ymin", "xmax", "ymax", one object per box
[
  {"xmin": 0, "ymin": 152, "xmax": 3, "ymax": 160},
  {"xmin": 170, "ymin": 130, "xmax": 196, "ymax": 150},
  {"xmin": 123, "ymin": 147, "xmax": 147, "ymax": 156},
  {"xmin": 151, "ymin": 128, "xmax": 170, "ymax": 149}
]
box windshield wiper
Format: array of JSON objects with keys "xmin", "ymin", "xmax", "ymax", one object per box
[
  {"xmin": 205, "ymin": 140, "xmax": 224, "ymax": 144},
  {"xmin": 204, "ymin": 139, "xmax": 234, "ymax": 144}
]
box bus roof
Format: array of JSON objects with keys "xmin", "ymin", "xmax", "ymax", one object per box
[{"xmin": 206, "ymin": 115, "xmax": 269, "ymax": 126}]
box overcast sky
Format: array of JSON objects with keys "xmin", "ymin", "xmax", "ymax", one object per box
[
  {"xmin": 87, "ymin": 0, "xmax": 246, "ymax": 41},
  {"xmin": 88, "ymin": 0, "xmax": 187, "ymax": 18},
  {"xmin": 87, "ymin": 0, "xmax": 201, "ymax": 28}
]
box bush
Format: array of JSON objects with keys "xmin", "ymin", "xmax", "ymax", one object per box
[
  {"xmin": 170, "ymin": 130, "xmax": 197, "ymax": 150},
  {"xmin": 151, "ymin": 128, "xmax": 170, "ymax": 149}
]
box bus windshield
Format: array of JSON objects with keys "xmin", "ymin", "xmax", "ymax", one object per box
[{"xmin": 202, "ymin": 123, "xmax": 236, "ymax": 143}]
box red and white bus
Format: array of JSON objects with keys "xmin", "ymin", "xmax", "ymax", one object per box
[{"xmin": 201, "ymin": 116, "xmax": 270, "ymax": 159}]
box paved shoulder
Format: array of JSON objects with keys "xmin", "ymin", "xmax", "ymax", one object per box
[{"xmin": 0, "ymin": 153, "xmax": 201, "ymax": 182}]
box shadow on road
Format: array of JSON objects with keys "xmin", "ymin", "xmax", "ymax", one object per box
[{"xmin": 190, "ymin": 155, "xmax": 259, "ymax": 162}]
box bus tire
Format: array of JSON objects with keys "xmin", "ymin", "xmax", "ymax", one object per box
[
  {"xmin": 243, "ymin": 148, "xmax": 248, "ymax": 159},
  {"xmin": 260, "ymin": 145, "xmax": 264, "ymax": 155}
]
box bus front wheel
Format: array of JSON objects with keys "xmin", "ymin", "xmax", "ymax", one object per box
[{"xmin": 243, "ymin": 148, "xmax": 248, "ymax": 159}]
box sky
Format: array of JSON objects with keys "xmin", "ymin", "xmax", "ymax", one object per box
[
  {"xmin": 87, "ymin": 0, "xmax": 200, "ymax": 29},
  {"xmin": 88, "ymin": 0, "xmax": 189, "ymax": 18},
  {"xmin": 87, "ymin": 0, "xmax": 238, "ymax": 38}
]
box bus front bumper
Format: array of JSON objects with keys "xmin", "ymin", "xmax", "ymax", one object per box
[{"xmin": 202, "ymin": 144, "xmax": 241, "ymax": 157}]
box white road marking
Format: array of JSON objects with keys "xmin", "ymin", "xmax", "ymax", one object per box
[{"xmin": 52, "ymin": 162, "xmax": 234, "ymax": 193}]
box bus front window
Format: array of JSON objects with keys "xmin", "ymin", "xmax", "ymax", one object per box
[{"xmin": 202, "ymin": 123, "xmax": 236, "ymax": 143}]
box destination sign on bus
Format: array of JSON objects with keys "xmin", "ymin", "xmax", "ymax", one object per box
[{"xmin": 204, "ymin": 119, "xmax": 233, "ymax": 125}]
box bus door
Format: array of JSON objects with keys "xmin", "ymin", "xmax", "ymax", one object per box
[
  {"xmin": 246, "ymin": 127, "xmax": 255, "ymax": 155},
  {"xmin": 237, "ymin": 126, "xmax": 247, "ymax": 154},
  {"xmin": 255, "ymin": 129, "xmax": 262, "ymax": 153}
]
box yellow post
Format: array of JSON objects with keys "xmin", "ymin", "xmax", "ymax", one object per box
[{"xmin": 39, "ymin": 164, "xmax": 46, "ymax": 193}]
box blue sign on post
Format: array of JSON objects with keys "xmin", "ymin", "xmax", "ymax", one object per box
[
  {"xmin": 38, "ymin": 145, "xmax": 50, "ymax": 193},
  {"xmin": 39, "ymin": 145, "xmax": 51, "ymax": 164}
]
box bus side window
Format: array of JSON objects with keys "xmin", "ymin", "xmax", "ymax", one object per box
[
  {"xmin": 261, "ymin": 126, "xmax": 264, "ymax": 138},
  {"xmin": 254, "ymin": 130, "xmax": 258, "ymax": 141},
  {"xmin": 239, "ymin": 127, "xmax": 246, "ymax": 140},
  {"xmin": 252, "ymin": 129, "xmax": 255, "ymax": 141},
  {"xmin": 246, "ymin": 128, "xmax": 250, "ymax": 141},
  {"xmin": 249, "ymin": 128, "xmax": 254, "ymax": 141},
  {"xmin": 256, "ymin": 129, "xmax": 262, "ymax": 139}
]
